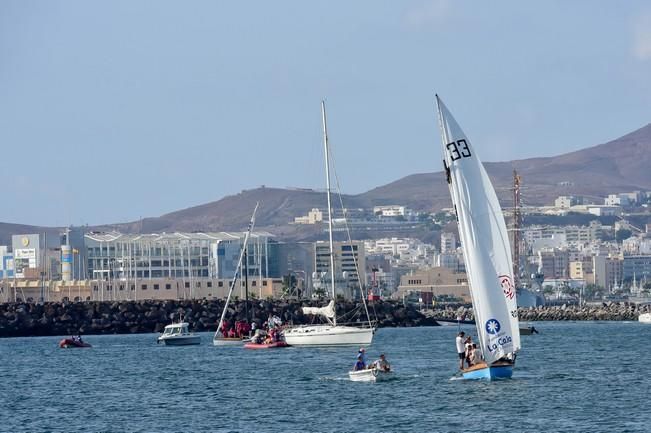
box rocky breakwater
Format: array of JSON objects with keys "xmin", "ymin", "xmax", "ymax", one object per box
[
  {"xmin": 0, "ymin": 299, "xmax": 438, "ymax": 338},
  {"xmin": 429, "ymin": 302, "xmax": 651, "ymax": 322}
]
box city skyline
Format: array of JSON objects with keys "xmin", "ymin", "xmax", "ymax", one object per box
[{"xmin": 1, "ymin": 1, "xmax": 650, "ymax": 227}]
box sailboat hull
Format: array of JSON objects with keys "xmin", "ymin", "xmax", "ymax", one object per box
[
  {"xmin": 212, "ymin": 337, "xmax": 247, "ymax": 346},
  {"xmin": 283, "ymin": 325, "xmax": 373, "ymax": 346},
  {"xmin": 461, "ymin": 363, "xmax": 513, "ymax": 380}
]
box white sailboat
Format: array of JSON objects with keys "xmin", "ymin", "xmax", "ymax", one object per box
[
  {"xmin": 436, "ymin": 95, "xmax": 520, "ymax": 379},
  {"xmin": 212, "ymin": 203, "xmax": 259, "ymax": 346},
  {"xmin": 283, "ymin": 101, "xmax": 374, "ymax": 346}
]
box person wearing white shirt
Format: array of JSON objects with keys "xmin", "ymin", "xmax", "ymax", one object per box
[{"xmin": 455, "ymin": 332, "xmax": 466, "ymax": 370}]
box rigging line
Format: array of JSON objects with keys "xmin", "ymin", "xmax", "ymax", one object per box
[{"xmin": 328, "ymin": 145, "xmax": 375, "ymax": 327}]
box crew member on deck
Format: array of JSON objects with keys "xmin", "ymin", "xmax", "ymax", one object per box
[{"xmin": 455, "ymin": 332, "xmax": 466, "ymax": 370}]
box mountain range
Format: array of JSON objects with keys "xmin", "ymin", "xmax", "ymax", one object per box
[{"xmin": 1, "ymin": 122, "xmax": 650, "ymax": 244}]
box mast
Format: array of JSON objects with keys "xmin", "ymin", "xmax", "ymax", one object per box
[
  {"xmin": 215, "ymin": 202, "xmax": 259, "ymax": 339},
  {"xmin": 244, "ymin": 248, "xmax": 249, "ymax": 326},
  {"xmin": 322, "ymin": 100, "xmax": 337, "ymax": 326},
  {"xmin": 512, "ymin": 170, "xmax": 522, "ymax": 288}
]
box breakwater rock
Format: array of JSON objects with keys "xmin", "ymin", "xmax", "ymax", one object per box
[
  {"xmin": 428, "ymin": 302, "xmax": 651, "ymax": 322},
  {"xmin": 0, "ymin": 299, "xmax": 439, "ymax": 338}
]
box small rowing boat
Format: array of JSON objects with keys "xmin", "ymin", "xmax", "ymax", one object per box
[{"xmin": 348, "ymin": 368, "xmax": 391, "ymax": 382}]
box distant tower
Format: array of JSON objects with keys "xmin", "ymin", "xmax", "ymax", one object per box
[{"xmin": 61, "ymin": 228, "xmax": 72, "ymax": 282}]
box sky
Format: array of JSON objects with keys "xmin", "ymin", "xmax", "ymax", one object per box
[{"xmin": 1, "ymin": 1, "xmax": 651, "ymax": 227}]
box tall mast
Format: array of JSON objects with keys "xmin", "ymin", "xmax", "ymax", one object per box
[
  {"xmin": 321, "ymin": 100, "xmax": 337, "ymax": 326},
  {"xmin": 512, "ymin": 170, "xmax": 521, "ymax": 288},
  {"xmin": 244, "ymin": 248, "xmax": 249, "ymax": 326},
  {"xmin": 215, "ymin": 202, "xmax": 259, "ymax": 338}
]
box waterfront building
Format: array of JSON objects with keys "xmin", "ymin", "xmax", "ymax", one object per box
[
  {"xmin": 593, "ymin": 255, "xmax": 624, "ymax": 292},
  {"xmin": 0, "ymin": 246, "xmax": 13, "ymax": 279},
  {"xmin": 622, "ymin": 255, "xmax": 651, "ymax": 282},
  {"xmin": 85, "ymin": 230, "xmax": 274, "ymax": 283},
  {"xmin": 396, "ymin": 266, "xmax": 470, "ymax": 304},
  {"xmin": 539, "ymin": 249, "xmax": 570, "ymax": 279},
  {"xmin": 313, "ymin": 240, "xmax": 366, "ymax": 299}
]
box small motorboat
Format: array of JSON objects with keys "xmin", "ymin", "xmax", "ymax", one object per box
[
  {"xmin": 519, "ymin": 325, "xmax": 539, "ymax": 335},
  {"xmin": 243, "ymin": 341, "xmax": 289, "ymax": 349},
  {"xmin": 59, "ymin": 337, "xmax": 92, "ymax": 348},
  {"xmin": 348, "ymin": 368, "xmax": 391, "ymax": 382},
  {"xmin": 639, "ymin": 313, "xmax": 651, "ymax": 324},
  {"xmin": 157, "ymin": 322, "xmax": 201, "ymax": 346}
]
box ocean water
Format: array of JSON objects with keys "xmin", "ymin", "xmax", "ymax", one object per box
[{"xmin": 1, "ymin": 322, "xmax": 649, "ymax": 433}]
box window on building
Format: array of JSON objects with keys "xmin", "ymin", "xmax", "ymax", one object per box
[
  {"xmin": 119, "ymin": 285, "xmax": 124, "ymax": 291},
  {"xmin": 141, "ymin": 284, "xmax": 147, "ymax": 290},
  {"xmin": 93, "ymin": 286, "xmax": 98, "ymax": 291},
  {"xmin": 207, "ymin": 281, "xmax": 213, "ymax": 288},
  {"xmin": 252, "ymin": 281, "xmax": 256, "ymax": 286},
  {"xmin": 185, "ymin": 282, "xmax": 190, "ymax": 288},
  {"xmin": 218, "ymin": 281, "xmax": 223, "ymax": 287},
  {"xmin": 196, "ymin": 282, "xmax": 201, "ymax": 288},
  {"xmin": 263, "ymin": 281, "xmax": 268, "ymax": 286},
  {"xmin": 154, "ymin": 284, "xmax": 159, "ymax": 290},
  {"xmin": 130, "ymin": 285, "xmax": 135, "ymax": 291},
  {"xmin": 165, "ymin": 284, "xmax": 172, "ymax": 290}
]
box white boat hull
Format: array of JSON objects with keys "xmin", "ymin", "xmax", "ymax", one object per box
[
  {"xmin": 348, "ymin": 368, "xmax": 391, "ymax": 382},
  {"xmin": 283, "ymin": 325, "xmax": 373, "ymax": 346},
  {"xmin": 639, "ymin": 313, "xmax": 651, "ymax": 324},
  {"xmin": 212, "ymin": 337, "xmax": 247, "ymax": 346},
  {"xmin": 158, "ymin": 335, "xmax": 201, "ymax": 346}
]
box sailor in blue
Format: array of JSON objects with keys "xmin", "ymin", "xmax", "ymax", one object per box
[{"xmin": 353, "ymin": 354, "xmax": 366, "ymax": 371}]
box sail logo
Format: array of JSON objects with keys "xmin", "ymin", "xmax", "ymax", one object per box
[
  {"xmin": 498, "ymin": 275, "xmax": 515, "ymax": 300},
  {"xmin": 486, "ymin": 334, "xmax": 513, "ymax": 353},
  {"xmin": 485, "ymin": 319, "xmax": 501, "ymax": 335}
]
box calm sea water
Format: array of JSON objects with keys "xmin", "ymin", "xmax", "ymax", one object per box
[{"xmin": 1, "ymin": 322, "xmax": 649, "ymax": 433}]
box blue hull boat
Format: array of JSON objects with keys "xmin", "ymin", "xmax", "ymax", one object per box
[{"xmin": 461, "ymin": 363, "xmax": 513, "ymax": 380}]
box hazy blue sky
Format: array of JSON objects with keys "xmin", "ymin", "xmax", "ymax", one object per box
[{"xmin": 1, "ymin": 1, "xmax": 650, "ymax": 226}]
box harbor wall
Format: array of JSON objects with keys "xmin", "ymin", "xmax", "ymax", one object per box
[
  {"xmin": 428, "ymin": 302, "xmax": 651, "ymax": 322},
  {"xmin": 0, "ymin": 299, "xmax": 437, "ymax": 338},
  {"xmin": 1, "ymin": 300, "xmax": 649, "ymax": 338}
]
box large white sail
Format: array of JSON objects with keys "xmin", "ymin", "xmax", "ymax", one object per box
[{"xmin": 436, "ymin": 96, "xmax": 520, "ymax": 364}]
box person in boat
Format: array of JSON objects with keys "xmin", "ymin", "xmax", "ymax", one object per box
[
  {"xmin": 372, "ymin": 354, "xmax": 391, "ymax": 372},
  {"xmin": 469, "ymin": 343, "xmax": 483, "ymax": 365},
  {"xmin": 353, "ymin": 354, "xmax": 366, "ymax": 371},
  {"xmin": 464, "ymin": 336, "xmax": 474, "ymax": 368},
  {"xmin": 455, "ymin": 331, "xmax": 466, "ymax": 370},
  {"xmin": 358, "ymin": 347, "xmax": 367, "ymax": 365}
]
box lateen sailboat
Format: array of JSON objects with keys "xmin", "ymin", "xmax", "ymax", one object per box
[
  {"xmin": 436, "ymin": 95, "xmax": 521, "ymax": 379},
  {"xmin": 213, "ymin": 203, "xmax": 259, "ymax": 346},
  {"xmin": 283, "ymin": 101, "xmax": 374, "ymax": 346}
]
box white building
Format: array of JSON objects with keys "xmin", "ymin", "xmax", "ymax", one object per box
[
  {"xmin": 440, "ymin": 232, "xmax": 456, "ymax": 254},
  {"xmin": 373, "ymin": 205, "xmax": 412, "ymax": 218},
  {"xmin": 294, "ymin": 208, "xmax": 324, "ymax": 224}
]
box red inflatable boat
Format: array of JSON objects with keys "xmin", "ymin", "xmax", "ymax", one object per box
[{"xmin": 243, "ymin": 341, "xmax": 289, "ymax": 349}]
